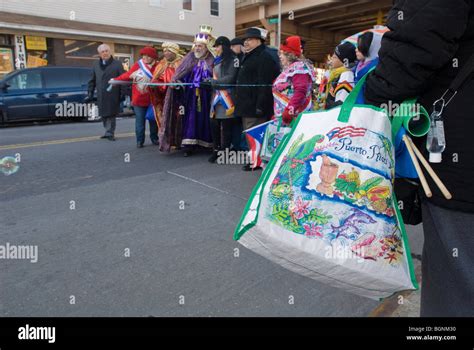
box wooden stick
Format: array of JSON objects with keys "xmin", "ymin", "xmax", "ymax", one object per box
[
  {"xmin": 402, "ymin": 135, "xmax": 433, "ymax": 198},
  {"xmin": 406, "ymin": 136, "xmax": 453, "ymax": 200}
]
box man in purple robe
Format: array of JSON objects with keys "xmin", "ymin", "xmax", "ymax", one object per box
[{"xmin": 170, "ymin": 25, "xmax": 215, "ymax": 157}]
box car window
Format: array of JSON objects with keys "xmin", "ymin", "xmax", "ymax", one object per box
[
  {"xmin": 77, "ymin": 69, "xmax": 92, "ymax": 86},
  {"xmin": 7, "ymin": 71, "xmax": 42, "ymax": 90},
  {"xmin": 44, "ymin": 69, "xmax": 83, "ymax": 89}
]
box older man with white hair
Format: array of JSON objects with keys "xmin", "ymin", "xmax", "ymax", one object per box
[
  {"xmin": 86, "ymin": 43, "xmax": 125, "ymax": 140},
  {"xmin": 168, "ymin": 25, "xmax": 215, "ymax": 156}
]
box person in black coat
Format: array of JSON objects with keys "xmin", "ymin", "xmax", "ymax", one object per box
[
  {"xmin": 230, "ymin": 37, "xmax": 244, "ymax": 63},
  {"xmin": 364, "ymin": 0, "xmax": 474, "ymax": 316},
  {"xmin": 205, "ymin": 36, "xmax": 240, "ymax": 163},
  {"xmin": 87, "ymin": 44, "xmax": 125, "ymax": 140},
  {"xmin": 235, "ymin": 27, "xmax": 280, "ymax": 171}
]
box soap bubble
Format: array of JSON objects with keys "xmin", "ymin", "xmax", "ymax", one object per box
[{"xmin": 0, "ymin": 156, "xmax": 20, "ymax": 176}]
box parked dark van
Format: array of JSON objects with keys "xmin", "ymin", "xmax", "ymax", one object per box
[{"xmin": 0, "ymin": 66, "xmax": 96, "ymax": 124}]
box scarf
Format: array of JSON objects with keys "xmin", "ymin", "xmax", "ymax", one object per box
[{"xmin": 210, "ymin": 55, "xmax": 234, "ymax": 118}]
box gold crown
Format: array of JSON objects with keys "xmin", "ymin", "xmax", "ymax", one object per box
[
  {"xmin": 198, "ymin": 24, "xmax": 213, "ymax": 35},
  {"xmin": 194, "ymin": 24, "xmax": 214, "ymax": 45}
]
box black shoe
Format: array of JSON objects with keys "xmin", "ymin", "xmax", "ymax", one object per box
[
  {"xmin": 183, "ymin": 150, "xmax": 192, "ymax": 157},
  {"xmin": 137, "ymin": 143, "xmax": 144, "ymax": 148},
  {"xmin": 107, "ymin": 136, "xmax": 116, "ymax": 141},
  {"xmin": 100, "ymin": 135, "xmax": 108, "ymax": 139},
  {"xmin": 242, "ymin": 164, "xmax": 262, "ymax": 172},
  {"xmin": 152, "ymin": 140, "xmax": 160, "ymax": 146},
  {"xmin": 208, "ymin": 150, "xmax": 219, "ymax": 163}
]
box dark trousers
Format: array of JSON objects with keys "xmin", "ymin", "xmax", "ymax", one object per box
[
  {"xmin": 210, "ymin": 118, "xmax": 236, "ymax": 151},
  {"xmin": 102, "ymin": 116, "xmax": 116, "ymax": 137},
  {"xmin": 231, "ymin": 117, "xmax": 246, "ymax": 151},
  {"xmin": 420, "ymin": 201, "xmax": 474, "ymax": 316},
  {"xmin": 134, "ymin": 106, "xmax": 158, "ymax": 145}
]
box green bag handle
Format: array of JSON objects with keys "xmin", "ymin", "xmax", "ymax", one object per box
[
  {"xmin": 337, "ymin": 69, "xmax": 430, "ymax": 139},
  {"xmin": 276, "ymin": 114, "xmax": 298, "ymax": 131},
  {"xmin": 276, "ymin": 117, "xmax": 282, "ymax": 132}
]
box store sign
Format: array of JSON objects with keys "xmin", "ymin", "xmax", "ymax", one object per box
[
  {"xmin": 0, "ymin": 48, "xmax": 14, "ymax": 75},
  {"xmin": 25, "ymin": 36, "xmax": 47, "ymax": 51},
  {"xmin": 14, "ymin": 35, "xmax": 27, "ymax": 70},
  {"xmin": 27, "ymin": 55, "xmax": 48, "ymax": 68}
]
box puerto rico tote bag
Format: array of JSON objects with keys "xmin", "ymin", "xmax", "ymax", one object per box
[{"xmin": 233, "ymin": 75, "xmax": 422, "ymax": 300}]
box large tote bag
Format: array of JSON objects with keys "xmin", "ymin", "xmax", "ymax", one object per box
[{"xmin": 233, "ymin": 75, "xmax": 420, "ymax": 300}]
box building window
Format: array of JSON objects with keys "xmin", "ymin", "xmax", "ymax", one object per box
[
  {"xmin": 0, "ymin": 48, "xmax": 14, "ymax": 77},
  {"xmin": 183, "ymin": 0, "xmax": 192, "ymax": 11},
  {"xmin": 114, "ymin": 44, "xmax": 132, "ymax": 54},
  {"xmin": 64, "ymin": 40, "xmax": 102, "ymax": 60},
  {"xmin": 210, "ymin": 0, "xmax": 219, "ymax": 16},
  {"xmin": 0, "ymin": 34, "xmax": 13, "ymax": 46}
]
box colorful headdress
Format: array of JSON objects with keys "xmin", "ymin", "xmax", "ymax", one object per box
[
  {"xmin": 162, "ymin": 42, "xmax": 182, "ymax": 57},
  {"xmin": 194, "ymin": 24, "xmax": 214, "ymax": 45}
]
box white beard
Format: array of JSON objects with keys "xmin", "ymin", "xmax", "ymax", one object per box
[{"xmin": 194, "ymin": 50, "xmax": 206, "ymax": 59}]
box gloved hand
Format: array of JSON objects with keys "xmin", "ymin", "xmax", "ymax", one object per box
[
  {"xmin": 255, "ymin": 108, "xmax": 264, "ymax": 118},
  {"xmin": 282, "ymin": 108, "xmax": 294, "ymax": 125},
  {"xmin": 171, "ymin": 79, "xmax": 183, "ymax": 90},
  {"xmin": 83, "ymin": 95, "xmax": 93, "ymax": 103},
  {"xmin": 200, "ymin": 79, "xmax": 213, "ymax": 90}
]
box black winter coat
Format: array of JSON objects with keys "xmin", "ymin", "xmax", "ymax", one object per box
[
  {"xmin": 211, "ymin": 53, "xmax": 239, "ymax": 99},
  {"xmin": 88, "ymin": 57, "xmax": 125, "ymax": 117},
  {"xmin": 365, "ymin": 0, "xmax": 474, "ymax": 212},
  {"xmin": 234, "ymin": 44, "xmax": 280, "ymax": 119}
]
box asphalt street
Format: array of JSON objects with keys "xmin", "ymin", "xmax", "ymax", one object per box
[{"xmin": 0, "ymin": 118, "xmax": 423, "ymax": 316}]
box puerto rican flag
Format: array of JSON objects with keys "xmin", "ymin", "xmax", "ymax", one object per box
[
  {"xmin": 244, "ymin": 120, "xmax": 272, "ymax": 169},
  {"xmin": 326, "ymin": 126, "xmax": 367, "ymax": 141}
]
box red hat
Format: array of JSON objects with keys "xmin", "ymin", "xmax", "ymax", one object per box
[
  {"xmin": 280, "ymin": 36, "xmax": 302, "ymax": 57},
  {"xmin": 139, "ymin": 46, "xmax": 158, "ymax": 59}
]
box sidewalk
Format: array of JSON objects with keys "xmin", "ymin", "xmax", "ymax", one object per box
[{"xmin": 369, "ymin": 258, "xmax": 422, "ymax": 317}]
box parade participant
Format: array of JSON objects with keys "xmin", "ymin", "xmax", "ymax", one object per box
[
  {"xmin": 150, "ymin": 42, "xmax": 183, "ymax": 152},
  {"xmin": 229, "ymin": 37, "xmax": 246, "ymax": 151},
  {"xmin": 230, "ymin": 37, "xmax": 244, "ymax": 63},
  {"xmin": 86, "ymin": 44, "xmax": 125, "ymax": 141},
  {"xmin": 113, "ymin": 46, "xmax": 159, "ymax": 148},
  {"xmin": 170, "ymin": 25, "xmax": 215, "ymax": 157},
  {"xmin": 251, "ymin": 27, "xmax": 281, "ymax": 70},
  {"xmin": 354, "ymin": 31, "xmax": 382, "ymax": 84},
  {"xmin": 317, "ymin": 42, "xmax": 356, "ymax": 110},
  {"xmin": 353, "ymin": 31, "xmax": 382, "ymax": 104},
  {"xmin": 235, "ymin": 27, "xmax": 280, "ymax": 171},
  {"xmin": 364, "ymin": 0, "xmax": 474, "ymax": 316},
  {"xmin": 205, "ymin": 36, "xmax": 239, "ymax": 163},
  {"xmin": 274, "ymin": 36, "xmax": 316, "ymax": 126}
]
